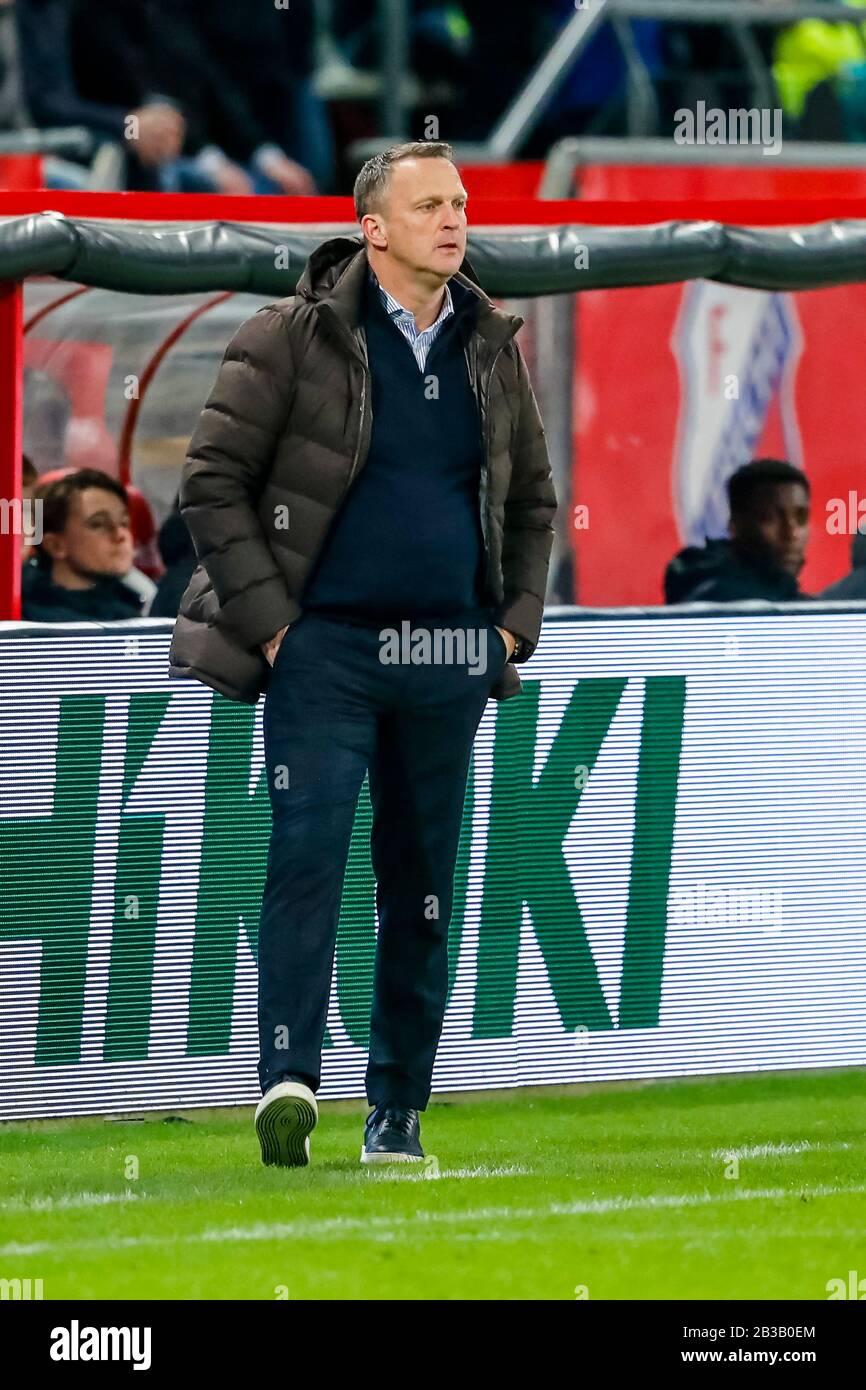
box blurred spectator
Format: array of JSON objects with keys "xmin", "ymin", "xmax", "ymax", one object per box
[
  {"xmin": 2, "ymin": 0, "xmax": 112, "ymax": 189},
  {"xmin": 69, "ymin": 0, "xmax": 323, "ymax": 195},
  {"xmin": 36, "ymin": 467, "xmax": 158, "ymax": 609},
  {"xmin": 345, "ymin": 1, "xmax": 473, "ymax": 106},
  {"xmin": 15, "ymin": 0, "xmax": 186, "ymax": 191},
  {"xmin": 150, "ymin": 495, "xmax": 196, "ymax": 619},
  {"xmin": 772, "ymin": 0, "xmax": 866, "ymax": 141},
  {"xmin": 450, "ymin": 1, "xmax": 547, "ymax": 141},
  {"xmin": 526, "ymin": 3, "xmax": 665, "ymax": 148},
  {"xmin": 821, "ymin": 524, "xmax": 866, "ymax": 598},
  {"xmin": 22, "ymin": 468, "xmax": 148, "ymax": 621},
  {"xmin": 0, "ymin": 0, "xmax": 26, "ymax": 131},
  {"xmin": 190, "ymin": 0, "xmax": 330, "ymax": 194},
  {"xmin": 665, "ymin": 459, "xmax": 812, "ymax": 603}
]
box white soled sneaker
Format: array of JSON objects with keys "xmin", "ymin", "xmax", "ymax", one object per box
[{"xmin": 255, "ymin": 1080, "xmax": 318, "ymax": 1167}]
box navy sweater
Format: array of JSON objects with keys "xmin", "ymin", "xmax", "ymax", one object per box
[{"xmin": 302, "ymin": 272, "xmax": 487, "ymax": 622}]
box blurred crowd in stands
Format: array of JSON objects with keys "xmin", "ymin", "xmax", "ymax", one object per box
[
  {"xmin": 2, "ymin": 0, "xmax": 331, "ymax": 193},
  {"xmin": 528, "ymin": 0, "xmax": 866, "ymax": 150},
  {"xmin": 9, "ymin": 2, "xmax": 866, "ymax": 623},
  {"xmin": 5, "ymin": 0, "xmax": 866, "ymax": 198}
]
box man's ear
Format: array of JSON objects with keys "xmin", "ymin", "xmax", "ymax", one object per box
[{"xmin": 362, "ymin": 213, "xmax": 388, "ymax": 251}]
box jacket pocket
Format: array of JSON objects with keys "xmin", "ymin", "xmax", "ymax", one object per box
[{"xmin": 270, "ymin": 616, "xmax": 303, "ymax": 674}]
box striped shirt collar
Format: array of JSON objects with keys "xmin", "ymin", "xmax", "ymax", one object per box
[{"xmin": 368, "ymin": 265, "xmax": 454, "ymax": 333}]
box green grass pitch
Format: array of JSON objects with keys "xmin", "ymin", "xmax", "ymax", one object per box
[{"xmin": 1, "ymin": 1068, "xmax": 864, "ymax": 1300}]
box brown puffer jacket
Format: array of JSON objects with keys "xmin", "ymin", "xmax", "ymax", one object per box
[{"xmin": 168, "ymin": 235, "xmax": 557, "ymax": 703}]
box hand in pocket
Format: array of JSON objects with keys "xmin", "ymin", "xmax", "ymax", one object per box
[{"xmin": 261, "ymin": 625, "xmax": 290, "ymax": 667}]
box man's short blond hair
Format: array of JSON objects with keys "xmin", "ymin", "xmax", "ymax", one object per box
[{"xmin": 353, "ymin": 140, "xmax": 456, "ymax": 221}]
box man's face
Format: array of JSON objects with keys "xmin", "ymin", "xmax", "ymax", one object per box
[
  {"xmin": 42, "ymin": 486, "xmax": 133, "ymax": 579},
  {"xmin": 730, "ymin": 481, "xmax": 810, "ymax": 576},
  {"xmin": 366, "ymin": 157, "xmax": 468, "ymax": 281}
]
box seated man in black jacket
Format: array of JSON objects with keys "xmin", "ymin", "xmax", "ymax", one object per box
[{"xmin": 665, "ymin": 458, "xmax": 812, "ymax": 604}]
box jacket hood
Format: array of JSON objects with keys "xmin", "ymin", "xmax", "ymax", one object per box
[{"xmin": 295, "ymin": 235, "xmax": 366, "ymax": 299}]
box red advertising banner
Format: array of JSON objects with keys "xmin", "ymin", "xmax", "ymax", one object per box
[
  {"xmin": 574, "ymin": 161, "xmax": 866, "ymax": 605},
  {"xmin": 575, "ymin": 280, "xmax": 865, "ymax": 605}
]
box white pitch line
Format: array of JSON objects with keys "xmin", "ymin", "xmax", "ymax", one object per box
[
  {"xmin": 0, "ymin": 1190, "xmax": 139, "ymax": 1213},
  {"xmin": 1, "ymin": 1181, "xmax": 864, "ymax": 1259},
  {"xmin": 369, "ymin": 1164, "xmax": 532, "ymax": 1182},
  {"xmin": 711, "ymin": 1141, "xmax": 852, "ymax": 1160}
]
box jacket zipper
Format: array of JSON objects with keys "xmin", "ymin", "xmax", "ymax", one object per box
[
  {"xmin": 312, "ymin": 301, "xmax": 370, "ymax": 496},
  {"xmin": 343, "ymin": 330, "xmax": 369, "ymax": 493},
  {"xmin": 476, "ymin": 342, "xmax": 503, "ymax": 604}
]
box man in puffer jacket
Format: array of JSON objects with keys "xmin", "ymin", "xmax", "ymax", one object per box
[{"xmin": 170, "ymin": 140, "xmax": 557, "ymax": 1167}]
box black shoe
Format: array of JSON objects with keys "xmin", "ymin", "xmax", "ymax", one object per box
[
  {"xmin": 255, "ymin": 1080, "xmax": 318, "ymax": 1168},
  {"xmin": 360, "ymin": 1104, "xmax": 424, "ymax": 1165}
]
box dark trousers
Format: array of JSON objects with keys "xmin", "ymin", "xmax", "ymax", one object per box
[{"xmin": 257, "ymin": 608, "xmax": 507, "ymax": 1108}]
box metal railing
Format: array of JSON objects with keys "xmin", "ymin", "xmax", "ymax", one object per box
[
  {"xmin": 0, "ymin": 127, "xmax": 94, "ymax": 160},
  {"xmin": 539, "ymin": 133, "xmax": 866, "ymax": 197},
  {"xmin": 0, "ymin": 127, "xmax": 127, "ymax": 191},
  {"xmin": 348, "ymin": 0, "xmax": 866, "ymax": 172}
]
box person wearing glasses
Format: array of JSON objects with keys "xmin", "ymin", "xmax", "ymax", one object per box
[{"xmin": 21, "ymin": 467, "xmax": 148, "ymax": 621}]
